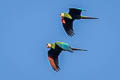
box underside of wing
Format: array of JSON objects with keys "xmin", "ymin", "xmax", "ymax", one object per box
[
  {"xmin": 62, "ymin": 18, "xmax": 74, "ymax": 36},
  {"xmin": 48, "ymin": 49, "xmax": 61, "ymax": 72}
]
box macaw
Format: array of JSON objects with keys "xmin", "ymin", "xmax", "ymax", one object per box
[
  {"xmin": 46, "ymin": 42, "xmax": 88, "ymax": 72},
  {"xmin": 60, "ymin": 8, "xmax": 98, "ymax": 36}
]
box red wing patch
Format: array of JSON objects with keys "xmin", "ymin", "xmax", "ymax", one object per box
[
  {"xmin": 48, "ymin": 57, "xmax": 59, "ymax": 71},
  {"xmin": 61, "ymin": 18, "xmax": 66, "ymax": 24}
]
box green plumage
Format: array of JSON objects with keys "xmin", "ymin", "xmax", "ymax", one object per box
[
  {"xmin": 56, "ymin": 42, "xmax": 72, "ymax": 51},
  {"xmin": 50, "ymin": 42, "xmax": 88, "ymax": 52},
  {"xmin": 51, "ymin": 42, "xmax": 71, "ymax": 51},
  {"xmin": 51, "ymin": 43, "xmax": 56, "ymax": 49},
  {"xmin": 47, "ymin": 42, "xmax": 88, "ymax": 71},
  {"xmin": 63, "ymin": 13, "xmax": 72, "ymax": 19},
  {"xmin": 60, "ymin": 8, "xmax": 98, "ymax": 36}
]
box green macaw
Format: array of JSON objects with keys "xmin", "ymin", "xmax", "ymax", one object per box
[
  {"xmin": 46, "ymin": 42, "xmax": 88, "ymax": 72},
  {"xmin": 60, "ymin": 8, "xmax": 99, "ymax": 36}
]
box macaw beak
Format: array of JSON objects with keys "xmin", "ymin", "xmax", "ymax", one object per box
[
  {"xmin": 46, "ymin": 43, "xmax": 51, "ymax": 48},
  {"xmin": 60, "ymin": 14, "xmax": 62, "ymax": 18},
  {"xmin": 46, "ymin": 45, "xmax": 49, "ymax": 48},
  {"xmin": 60, "ymin": 13, "xmax": 64, "ymax": 18}
]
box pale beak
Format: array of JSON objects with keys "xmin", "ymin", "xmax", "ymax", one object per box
[
  {"xmin": 46, "ymin": 43, "xmax": 51, "ymax": 48},
  {"xmin": 46, "ymin": 44, "xmax": 49, "ymax": 48},
  {"xmin": 60, "ymin": 13, "xmax": 64, "ymax": 18}
]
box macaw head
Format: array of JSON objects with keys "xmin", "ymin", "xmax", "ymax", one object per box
[
  {"xmin": 60, "ymin": 13, "xmax": 72, "ymax": 19},
  {"xmin": 60, "ymin": 13, "xmax": 65, "ymax": 18},
  {"xmin": 46, "ymin": 43, "xmax": 52, "ymax": 48}
]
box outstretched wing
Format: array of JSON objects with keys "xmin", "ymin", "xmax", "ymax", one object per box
[
  {"xmin": 69, "ymin": 8, "xmax": 82, "ymax": 18},
  {"xmin": 48, "ymin": 49, "xmax": 61, "ymax": 72},
  {"xmin": 62, "ymin": 18, "xmax": 74, "ymax": 36}
]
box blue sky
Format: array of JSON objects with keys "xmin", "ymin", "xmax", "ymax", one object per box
[{"xmin": 0, "ymin": 0, "xmax": 120, "ymax": 80}]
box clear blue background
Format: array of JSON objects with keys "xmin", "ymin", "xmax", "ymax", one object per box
[{"xmin": 0, "ymin": 0, "xmax": 120, "ymax": 80}]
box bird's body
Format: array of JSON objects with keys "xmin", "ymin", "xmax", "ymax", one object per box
[
  {"xmin": 46, "ymin": 42, "xmax": 88, "ymax": 72},
  {"xmin": 60, "ymin": 8, "xmax": 98, "ymax": 36}
]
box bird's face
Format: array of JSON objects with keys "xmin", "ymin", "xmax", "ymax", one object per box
[
  {"xmin": 46, "ymin": 43, "xmax": 52, "ymax": 48},
  {"xmin": 60, "ymin": 13, "xmax": 64, "ymax": 18}
]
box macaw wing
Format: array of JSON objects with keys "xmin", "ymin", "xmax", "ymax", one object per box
[
  {"xmin": 48, "ymin": 49, "xmax": 61, "ymax": 72},
  {"xmin": 69, "ymin": 8, "xmax": 82, "ymax": 17},
  {"xmin": 56, "ymin": 42, "xmax": 72, "ymax": 51},
  {"xmin": 62, "ymin": 18, "xmax": 74, "ymax": 36}
]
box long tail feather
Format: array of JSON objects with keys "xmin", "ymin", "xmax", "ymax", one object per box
[
  {"xmin": 81, "ymin": 16, "xmax": 99, "ymax": 19},
  {"xmin": 71, "ymin": 48, "xmax": 88, "ymax": 51}
]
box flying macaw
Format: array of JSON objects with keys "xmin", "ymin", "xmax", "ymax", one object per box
[
  {"xmin": 60, "ymin": 8, "xmax": 99, "ymax": 36},
  {"xmin": 46, "ymin": 42, "xmax": 88, "ymax": 72}
]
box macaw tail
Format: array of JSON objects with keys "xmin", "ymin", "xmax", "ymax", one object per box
[
  {"xmin": 71, "ymin": 48, "xmax": 88, "ymax": 51},
  {"xmin": 81, "ymin": 16, "xmax": 99, "ymax": 19}
]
